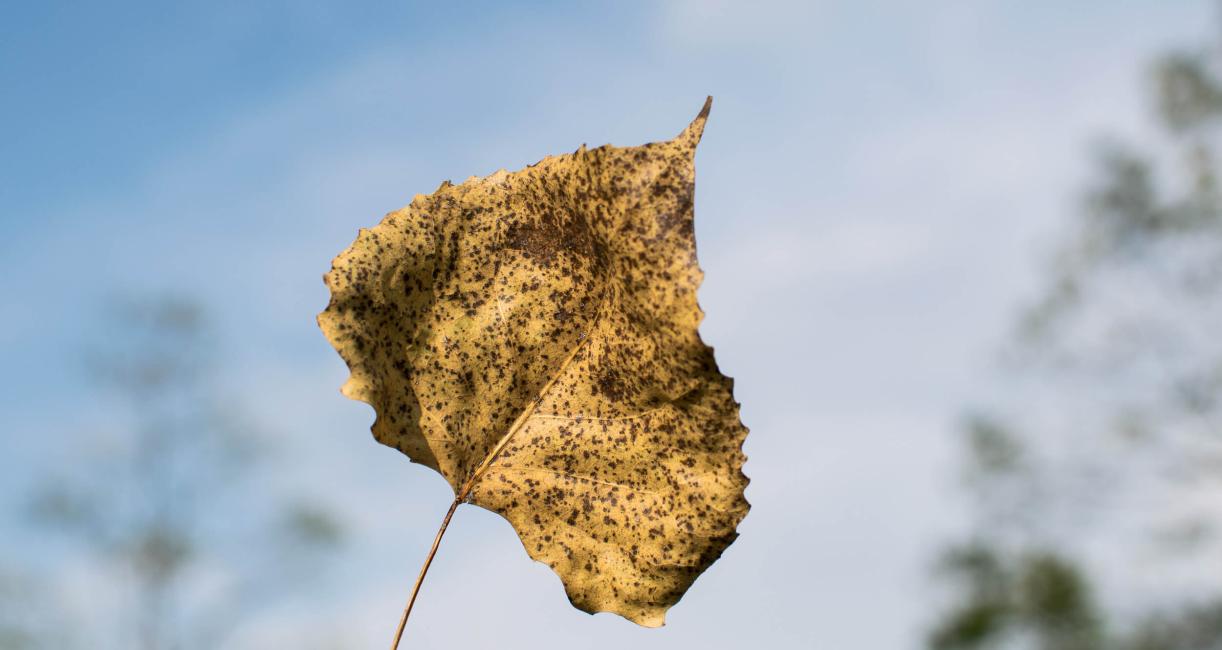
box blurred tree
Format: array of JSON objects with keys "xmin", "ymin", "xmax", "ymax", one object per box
[
  {"xmin": 931, "ymin": 15, "xmax": 1222, "ymax": 650},
  {"xmin": 24, "ymin": 296, "xmax": 342, "ymax": 650},
  {"xmin": 930, "ymin": 544, "xmax": 1104, "ymax": 650}
]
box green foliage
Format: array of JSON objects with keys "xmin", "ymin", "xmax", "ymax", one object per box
[
  {"xmin": 930, "ymin": 545, "xmax": 1012, "ymax": 649},
  {"xmin": 1156, "ymin": 53, "xmax": 1222, "ymax": 134},
  {"xmin": 1017, "ymin": 555, "xmax": 1103, "ymax": 650},
  {"xmin": 930, "ymin": 547, "xmax": 1103, "ymax": 650}
]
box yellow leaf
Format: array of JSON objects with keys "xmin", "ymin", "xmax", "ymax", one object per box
[{"xmin": 318, "ymin": 97, "xmax": 749, "ymax": 634}]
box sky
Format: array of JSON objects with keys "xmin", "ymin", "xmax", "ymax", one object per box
[{"xmin": 1, "ymin": 1, "xmax": 1215, "ymax": 648}]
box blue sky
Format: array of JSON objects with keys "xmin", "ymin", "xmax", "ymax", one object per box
[{"xmin": 1, "ymin": 2, "xmax": 1214, "ymax": 648}]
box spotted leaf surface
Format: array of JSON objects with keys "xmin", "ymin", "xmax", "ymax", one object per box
[{"xmin": 318, "ymin": 98, "xmax": 749, "ymax": 626}]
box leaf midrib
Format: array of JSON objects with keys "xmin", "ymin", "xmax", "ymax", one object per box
[{"xmin": 455, "ymin": 331, "xmax": 593, "ymax": 502}]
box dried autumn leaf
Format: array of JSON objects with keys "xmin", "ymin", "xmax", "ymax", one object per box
[{"xmin": 318, "ymin": 97, "xmax": 749, "ymax": 635}]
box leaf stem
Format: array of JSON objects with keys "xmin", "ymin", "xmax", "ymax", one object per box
[
  {"xmin": 389, "ymin": 335, "xmax": 591, "ymax": 647},
  {"xmin": 390, "ymin": 496, "xmax": 461, "ymax": 650}
]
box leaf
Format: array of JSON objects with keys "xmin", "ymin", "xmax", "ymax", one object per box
[{"xmin": 318, "ymin": 97, "xmax": 749, "ymax": 629}]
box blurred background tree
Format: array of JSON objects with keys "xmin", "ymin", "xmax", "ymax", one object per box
[
  {"xmin": 930, "ymin": 13, "xmax": 1222, "ymax": 650},
  {"xmin": 18, "ymin": 296, "xmax": 342, "ymax": 650}
]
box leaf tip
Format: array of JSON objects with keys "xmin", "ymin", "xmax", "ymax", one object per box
[{"xmin": 678, "ymin": 95, "xmax": 712, "ymax": 146}]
